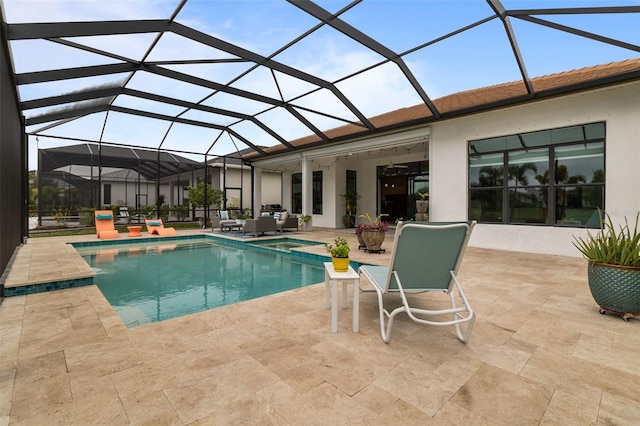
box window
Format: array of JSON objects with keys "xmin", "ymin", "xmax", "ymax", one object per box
[
  {"xmin": 313, "ymin": 171, "xmax": 323, "ymax": 214},
  {"xmin": 291, "ymin": 171, "xmax": 324, "ymax": 214},
  {"xmin": 469, "ymin": 123, "xmax": 605, "ymax": 227},
  {"xmin": 346, "ymin": 170, "xmax": 356, "ymax": 194},
  {"xmin": 103, "ymin": 184, "xmax": 111, "ymax": 205},
  {"xmin": 292, "ymin": 173, "xmax": 302, "ymax": 214}
]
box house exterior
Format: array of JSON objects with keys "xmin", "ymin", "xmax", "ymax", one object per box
[{"xmin": 249, "ymin": 59, "xmax": 640, "ymax": 257}]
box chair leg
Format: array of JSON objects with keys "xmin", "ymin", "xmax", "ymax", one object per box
[
  {"xmin": 375, "ymin": 289, "xmax": 396, "ymax": 343},
  {"xmin": 454, "ymin": 312, "xmax": 475, "ymax": 342},
  {"xmin": 450, "ymin": 274, "xmax": 475, "ymax": 342},
  {"xmin": 395, "ymin": 271, "xmax": 475, "ymax": 343}
]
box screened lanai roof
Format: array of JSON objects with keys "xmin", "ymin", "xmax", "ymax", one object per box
[
  {"xmin": 2, "ymin": 0, "xmax": 639, "ymax": 165},
  {"xmin": 39, "ymin": 144, "xmax": 201, "ymax": 180}
]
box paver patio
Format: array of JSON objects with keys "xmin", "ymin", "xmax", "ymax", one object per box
[{"xmin": 1, "ymin": 228, "xmax": 639, "ymax": 425}]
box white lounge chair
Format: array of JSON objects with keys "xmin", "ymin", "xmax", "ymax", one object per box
[{"xmin": 359, "ymin": 221, "xmax": 477, "ymax": 343}]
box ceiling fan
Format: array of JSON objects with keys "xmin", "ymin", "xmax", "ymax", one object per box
[{"xmin": 384, "ymin": 159, "xmax": 408, "ymax": 170}]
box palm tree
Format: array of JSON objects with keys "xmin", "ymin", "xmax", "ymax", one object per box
[{"xmin": 507, "ymin": 162, "xmax": 538, "ymax": 221}]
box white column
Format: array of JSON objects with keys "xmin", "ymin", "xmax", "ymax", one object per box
[
  {"xmin": 168, "ymin": 181, "xmax": 175, "ymax": 206},
  {"xmin": 302, "ymin": 156, "xmax": 312, "ymax": 216},
  {"xmin": 253, "ymin": 167, "xmax": 263, "ymax": 217},
  {"xmin": 281, "ymin": 170, "xmax": 292, "ymax": 211}
]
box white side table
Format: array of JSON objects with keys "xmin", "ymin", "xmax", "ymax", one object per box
[{"xmin": 324, "ymin": 262, "xmax": 360, "ymax": 333}]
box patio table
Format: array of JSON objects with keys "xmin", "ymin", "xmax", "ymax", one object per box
[{"xmin": 221, "ymin": 223, "xmax": 243, "ymax": 232}]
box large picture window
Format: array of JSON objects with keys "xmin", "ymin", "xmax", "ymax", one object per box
[{"xmin": 469, "ymin": 123, "xmax": 605, "ymax": 227}]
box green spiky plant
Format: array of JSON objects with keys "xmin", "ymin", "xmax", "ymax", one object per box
[{"xmin": 573, "ymin": 210, "xmax": 640, "ymax": 267}]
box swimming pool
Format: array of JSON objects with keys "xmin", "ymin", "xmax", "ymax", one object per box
[{"xmin": 75, "ymin": 237, "xmax": 327, "ymax": 328}]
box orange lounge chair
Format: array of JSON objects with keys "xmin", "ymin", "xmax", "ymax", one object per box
[
  {"xmin": 95, "ymin": 210, "xmax": 119, "ymax": 240},
  {"xmin": 145, "ymin": 219, "xmax": 177, "ymax": 236}
]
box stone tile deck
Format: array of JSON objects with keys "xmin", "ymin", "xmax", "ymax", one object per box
[{"xmin": 1, "ymin": 228, "xmax": 639, "ymax": 425}]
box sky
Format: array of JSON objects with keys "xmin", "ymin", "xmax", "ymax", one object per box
[{"xmin": 2, "ymin": 0, "xmax": 639, "ymax": 170}]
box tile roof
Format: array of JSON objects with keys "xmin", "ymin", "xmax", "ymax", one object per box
[{"xmin": 251, "ymin": 58, "xmax": 640, "ymax": 158}]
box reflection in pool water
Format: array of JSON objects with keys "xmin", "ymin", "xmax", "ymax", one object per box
[{"xmin": 78, "ymin": 238, "xmax": 325, "ymax": 328}]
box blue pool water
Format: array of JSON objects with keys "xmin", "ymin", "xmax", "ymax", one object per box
[{"xmin": 76, "ymin": 238, "xmax": 326, "ymax": 328}]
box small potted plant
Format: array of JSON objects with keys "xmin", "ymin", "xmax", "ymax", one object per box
[
  {"xmin": 573, "ymin": 210, "xmax": 640, "ymax": 321},
  {"xmin": 299, "ymin": 214, "xmax": 312, "ymax": 232},
  {"xmin": 358, "ymin": 212, "xmax": 389, "ymax": 253},
  {"xmin": 325, "ymin": 237, "xmax": 350, "ymax": 272}
]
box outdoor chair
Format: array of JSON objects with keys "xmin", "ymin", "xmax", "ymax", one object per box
[
  {"xmin": 117, "ymin": 207, "xmax": 130, "ymax": 224},
  {"xmin": 243, "ymin": 216, "xmax": 277, "ymax": 237},
  {"xmin": 94, "ymin": 210, "xmax": 119, "ymax": 240},
  {"xmin": 278, "ymin": 216, "xmax": 298, "ymax": 232},
  {"xmin": 359, "ymin": 221, "xmax": 477, "ymax": 343},
  {"xmin": 274, "ymin": 211, "xmax": 298, "ymax": 232},
  {"xmin": 145, "ymin": 218, "xmax": 177, "ymax": 236},
  {"xmin": 212, "ymin": 210, "xmax": 236, "ymax": 231}
]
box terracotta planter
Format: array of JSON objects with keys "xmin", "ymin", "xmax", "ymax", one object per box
[
  {"xmin": 332, "ymin": 256, "xmax": 349, "ymax": 272},
  {"xmin": 361, "ymin": 229, "xmax": 386, "ymax": 252},
  {"xmin": 588, "ymin": 262, "xmax": 640, "ymax": 321}
]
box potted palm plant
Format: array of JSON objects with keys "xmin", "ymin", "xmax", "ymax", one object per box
[
  {"xmin": 340, "ymin": 189, "xmax": 360, "ymax": 228},
  {"xmin": 573, "ymin": 211, "xmax": 640, "ymax": 321},
  {"xmin": 358, "ymin": 212, "xmax": 389, "ymax": 253},
  {"xmin": 326, "ymin": 237, "xmax": 350, "ymax": 272}
]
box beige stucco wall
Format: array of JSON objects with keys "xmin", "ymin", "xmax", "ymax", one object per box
[{"xmin": 106, "ymin": 180, "xmax": 159, "ymax": 207}]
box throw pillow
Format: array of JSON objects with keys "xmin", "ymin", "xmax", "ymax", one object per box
[
  {"xmin": 220, "ymin": 210, "xmax": 228, "ymax": 220},
  {"xmin": 280, "ymin": 211, "xmax": 288, "ymax": 221},
  {"xmin": 273, "ymin": 212, "xmax": 281, "ymax": 220}
]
